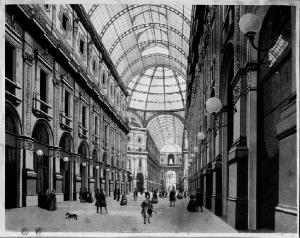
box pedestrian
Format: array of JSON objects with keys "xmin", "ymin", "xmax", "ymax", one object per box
[
  {"xmin": 184, "ymin": 190, "xmax": 187, "ymax": 198},
  {"xmin": 95, "ymin": 188, "xmax": 101, "ymax": 213},
  {"xmin": 84, "ymin": 188, "xmax": 88, "ymax": 202},
  {"xmin": 86, "ymin": 189, "xmax": 92, "ymax": 203},
  {"xmin": 145, "ymin": 191, "xmax": 150, "ymax": 198},
  {"xmin": 114, "ymin": 188, "xmax": 117, "ymax": 200},
  {"xmin": 133, "ymin": 188, "xmax": 138, "ymax": 201},
  {"xmin": 196, "ymin": 189, "xmax": 203, "ymax": 212},
  {"xmin": 187, "ymin": 193, "xmax": 197, "ymax": 212},
  {"xmin": 120, "ymin": 193, "xmax": 127, "ymax": 206},
  {"xmin": 169, "ymin": 187, "xmax": 176, "ymax": 207},
  {"xmin": 49, "ymin": 190, "xmax": 56, "ymax": 211},
  {"xmin": 141, "ymin": 194, "xmax": 154, "ymax": 224},
  {"xmin": 98, "ymin": 188, "xmax": 108, "ymax": 214},
  {"xmin": 151, "ymin": 190, "xmax": 158, "ymax": 204},
  {"xmin": 79, "ymin": 187, "xmax": 84, "ymax": 202},
  {"xmin": 117, "ymin": 188, "xmax": 121, "ymax": 201}
]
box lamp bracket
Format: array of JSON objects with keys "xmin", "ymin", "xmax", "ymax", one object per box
[{"xmin": 246, "ymin": 32, "xmax": 277, "ymax": 52}]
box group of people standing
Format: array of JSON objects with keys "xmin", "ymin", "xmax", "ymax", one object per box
[
  {"xmin": 187, "ymin": 189, "xmax": 203, "ymax": 212},
  {"xmin": 79, "ymin": 188, "xmax": 93, "ymax": 203}
]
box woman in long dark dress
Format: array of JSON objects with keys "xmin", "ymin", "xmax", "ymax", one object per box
[
  {"xmin": 120, "ymin": 194, "xmax": 127, "ymax": 206},
  {"xmin": 99, "ymin": 189, "xmax": 108, "ymax": 214},
  {"xmin": 49, "ymin": 190, "xmax": 56, "ymax": 211},
  {"xmin": 187, "ymin": 193, "xmax": 197, "ymax": 212}
]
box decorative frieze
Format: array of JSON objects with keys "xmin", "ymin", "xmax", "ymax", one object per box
[{"xmin": 24, "ymin": 60, "xmax": 33, "ymax": 136}]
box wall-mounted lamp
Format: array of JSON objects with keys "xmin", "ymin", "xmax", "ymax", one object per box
[
  {"xmin": 63, "ymin": 157, "xmax": 69, "ymax": 162},
  {"xmin": 239, "ymin": 13, "xmax": 276, "ymax": 52},
  {"xmin": 96, "ymin": 165, "xmax": 99, "ymax": 169},
  {"xmin": 36, "ymin": 149, "xmax": 43, "ymax": 157},
  {"xmin": 82, "ymin": 163, "xmax": 86, "ymax": 167},
  {"xmin": 106, "ymin": 168, "xmax": 110, "ymax": 171},
  {"xmin": 206, "ymin": 97, "xmax": 222, "ymax": 114},
  {"xmin": 193, "ymin": 146, "xmax": 199, "ymax": 153},
  {"xmin": 197, "ymin": 132, "xmax": 205, "ymax": 141}
]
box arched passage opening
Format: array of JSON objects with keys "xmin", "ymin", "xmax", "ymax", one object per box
[
  {"xmin": 5, "ymin": 104, "xmax": 21, "ymax": 208},
  {"xmin": 59, "ymin": 133, "xmax": 74, "ymax": 201},
  {"xmin": 78, "ymin": 142, "xmax": 89, "ymax": 192},
  {"xmin": 32, "ymin": 120, "xmax": 53, "ymax": 209}
]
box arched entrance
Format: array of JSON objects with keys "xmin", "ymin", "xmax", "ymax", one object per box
[
  {"xmin": 32, "ymin": 120, "xmax": 53, "ymax": 209},
  {"xmin": 136, "ymin": 172, "xmax": 144, "ymax": 194},
  {"xmin": 5, "ymin": 105, "xmax": 21, "ymax": 208},
  {"xmin": 166, "ymin": 170, "xmax": 176, "ymax": 190},
  {"xmin": 78, "ymin": 142, "xmax": 89, "ymax": 191},
  {"xmin": 59, "ymin": 133, "xmax": 74, "ymax": 201},
  {"xmin": 219, "ymin": 43, "xmax": 234, "ymax": 216},
  {"xmin": 257, "ymin": 6, "xmax": 292, "ymax": 230}
]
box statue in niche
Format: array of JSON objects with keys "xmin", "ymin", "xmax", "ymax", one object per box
[{"xmin": 168, "ymin": 154, "xmax": 175, "ymax": 166}]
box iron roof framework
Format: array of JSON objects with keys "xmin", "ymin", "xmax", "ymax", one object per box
[{"xmin": 83, "ymin": 4, "xmax": 191, "ymax": 151}]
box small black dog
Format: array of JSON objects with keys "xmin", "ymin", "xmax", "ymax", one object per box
[{"xmin": 65, "ymin": 212, "xmax": 78, "ymax": 220}]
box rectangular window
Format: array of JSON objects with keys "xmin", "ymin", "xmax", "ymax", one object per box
[
  {"xmin": 79, "ymin": 39, "xmax": 84, "ymax": 54},
  {"xmin": 82, "ymin": 106, "xmax": 86, "ymax": 128},
  {"xmin": 65, "ymin": 91, "xmax": 70, "ymax": 117},
  {"xmin": 5, "ymin": 42, "xmax": 14, "ymax": 81},
  {"xmin": 104, "ymin": 124, "xmax": 108, "ymax": 141},
  {"xmin": 40, "ymin": 69, "xmax": 48, "ymax": 113},
  {"xmin": 139, "ymin": 159, "xmax": 142, "ymax": 168},
  {"xmin": 92, "ymin": 60, "xmax": 96, "ymax": 72},
  {"xmin": 95, "ymin": 116, "xmax": 98, "ymax": 135},
  {"xmin": 62, "ymin": 14, "xmax": 68, "ymax": 31}
]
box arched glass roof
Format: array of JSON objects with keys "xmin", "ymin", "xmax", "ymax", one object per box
[
  {"xmin": 147, "ymin": 114, "xmax": 184, "ymax": 151},
  {"xmin": 83, "ymin": 4, "xmax": 191, "ymax": 152},
  {"xmin": 161, "ymin": 144, "xmax": 182, "ymax": 153},
  {"xmin": 128, "ymin": 66, "xmax": 186, "ymax": 111},
  {"xmin": 83, "ymin": 4, "xmax": 191, "ymax": 85}
]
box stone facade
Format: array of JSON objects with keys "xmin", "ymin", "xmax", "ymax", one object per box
[
  {"xmin": 186, "ymin": 5, "xmax": 297, "ymax": 232},
  {"xmin": 5, "ymin": 4, "xmax": 131, "ymax": 209}
]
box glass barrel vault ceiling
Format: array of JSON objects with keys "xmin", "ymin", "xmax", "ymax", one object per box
[
  {"xmin": 83, "ymin": 4, "xmax": 192, "ymax": 151},
  {"xmin": 128, "ymin": 67, "xmax": 186, "ymax": 111}
]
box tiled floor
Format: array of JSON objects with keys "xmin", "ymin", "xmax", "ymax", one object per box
[{"xmin": 5, "ymin": 194, "xmax": 237, "ymax": 235}]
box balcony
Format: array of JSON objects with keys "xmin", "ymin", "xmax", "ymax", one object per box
[
  {"xmin": 78, "ymin": 122, "xmax": 88, "ymax": 139},
  {"xmin": 5, "ymin": 77, "xmax": 22, "ymax": 105},
  {"xmin": 60, "ymin": 112, "xmax": 72, "ymax": 131},
  {"xmin": 92, "ymin": 134, "xmax": 100, "ymax": 145},
  {"xmin": 32, "ymin": 92, "xmax": 52, "ymax": 121}
]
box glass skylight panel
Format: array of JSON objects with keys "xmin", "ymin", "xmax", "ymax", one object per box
[{"xmin": 142, "ymin": 46, "xmax": 169, "ymax": 56}]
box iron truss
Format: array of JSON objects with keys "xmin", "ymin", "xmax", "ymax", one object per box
[
  {"xmin": 108, "ymin": 23, "xmax": 189, "ymax": 55},
  {"xmin": 115, "ymin": 40, "xmax": 188, "ymax": 67},
  {"xmin": 87, "ymin": 4, "xmax": 191, "ymax": 37},
  {"xmin": 121, "ymin": 53, "xmax": 187, "ymax": 83}
]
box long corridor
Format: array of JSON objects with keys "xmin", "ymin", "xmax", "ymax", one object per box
[{"xmin": 6, "ymin": 194, "xmax": 236, "ymax": 234}]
